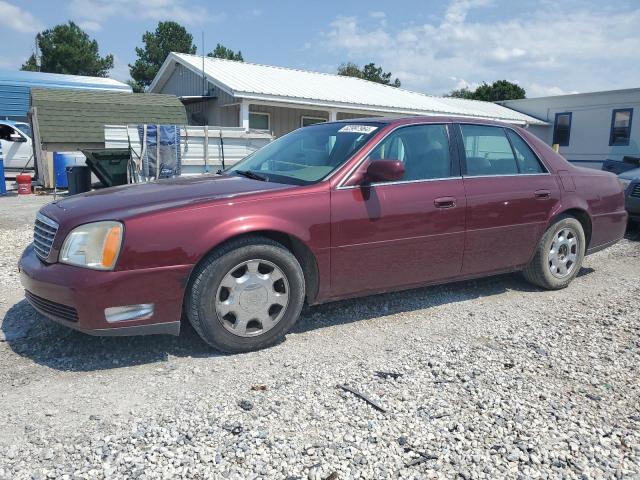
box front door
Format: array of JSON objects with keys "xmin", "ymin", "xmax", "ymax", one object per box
[
  {"xmin": 456, "ymin": 123, "xmax": 561, "ymax": 276},
  {"xmin": 330, "ymin": 123, "xmax": 466, "ymax": 298}
]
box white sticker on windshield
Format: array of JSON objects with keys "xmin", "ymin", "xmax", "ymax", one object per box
[{"xmin": 338, "ymin": 125, "xmax": 378, "ymax": 134}]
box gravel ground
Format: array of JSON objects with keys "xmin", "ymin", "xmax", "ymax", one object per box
[{"xmin": 0, "ymin": 193, "xmax": 639, "ymax": 480}]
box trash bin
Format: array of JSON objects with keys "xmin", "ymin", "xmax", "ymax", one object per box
[
  {"xmin": 82, "ymin": 149, "xmax": 130, "ymax": 187},
  {"xmin": 66, "ymin": 166, "xmax": 91, "ymax": 195},
  {"xmin": 54, "ymin": 152, "xmax": 85, "ymax": 188}
]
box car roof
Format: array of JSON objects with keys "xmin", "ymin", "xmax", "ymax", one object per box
[{"xmin": 333, "ymin": 115, "xmax": 518, "ymax": 128}]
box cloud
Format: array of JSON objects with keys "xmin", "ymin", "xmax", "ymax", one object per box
[
  {"xmin": 324, "ymin": 16, "xmax": 389, "ymax": 51},
  {"xmin": 77, "ymin": 20, "xmax": 102, "ymax": 32},
  {"xmin": 321, "ymin": 0, "xmax": 640, "ymax": 97},
  {"xmin": 0, "ymin": 1, "xmax": 43, "ymax": 34},
  {"xmin": 68, "ymin": 0, "xmax": 222, "ymax": 30}
]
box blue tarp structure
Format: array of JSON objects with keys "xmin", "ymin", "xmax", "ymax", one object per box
[
  {"xmin": 137, "ymin": 125, "xmax": 182, "ymax": 179},
  {"xmin": 0, "ymin": 70, "xmax": 131, "ymax": 120}
]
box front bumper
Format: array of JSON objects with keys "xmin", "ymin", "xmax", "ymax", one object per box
[{"xmin": 19, "ymin": 245, "xmax": 192, "ymax": 336}]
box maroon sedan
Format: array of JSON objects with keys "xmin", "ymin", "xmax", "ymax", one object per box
[{"xmin": 20, "ymin": 117, "xmax": 627, "ymax": 352}]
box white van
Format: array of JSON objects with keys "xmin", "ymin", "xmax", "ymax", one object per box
[{"xmin": 0, "ymin": 121, "xmax": 34, "ymax": 172}]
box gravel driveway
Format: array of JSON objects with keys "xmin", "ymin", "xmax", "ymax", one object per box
[{"xmin": 1, "ymin": 194, "xmax": 638, "ymax": 479}]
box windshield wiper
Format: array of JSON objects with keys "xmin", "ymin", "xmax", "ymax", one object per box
[{"xmin": 234, "ymin": 170, "xmax": 268, "ymax": 182}]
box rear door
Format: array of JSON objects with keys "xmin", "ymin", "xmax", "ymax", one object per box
[
  {"xmin": 330, "ymin": 123, "xmax": 466, "ymax": 297},
  {"xmin": 456, "ymin": 124, "xmax": 560, "ymax": 276}
]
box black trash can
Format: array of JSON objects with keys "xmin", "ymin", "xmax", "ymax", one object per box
[{"xmin": 66, "ymin": 166, "xmax": 91, "ymax": 195}]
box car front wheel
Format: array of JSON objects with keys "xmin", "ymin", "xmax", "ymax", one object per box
[
  {"xmin": 523, "ymin": 215, "xmax": 586, "ymax": 290},
  {"xmin": 186, "ymin": 236, "xmax": 305, "ymax": 353}
]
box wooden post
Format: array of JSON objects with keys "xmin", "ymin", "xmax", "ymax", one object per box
[
  {"xmin": 204, "ymin": 125, "xmax": 209, "ymax": 173},
  {"xmin": 29, "ymin": 106, "xmax": 51, "ymax": 188}
]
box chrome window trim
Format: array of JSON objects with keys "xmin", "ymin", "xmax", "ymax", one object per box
[
  {"xmin": 338, "ymin": 176, "xmax": 463, "ymax": 190},
  {"xmin": 335, "ymin": 121, "xmax": 455, "ymax": 189},
  {"xmin": 461, "ymin": 173, "xmax": 552, "ymax": 179}
]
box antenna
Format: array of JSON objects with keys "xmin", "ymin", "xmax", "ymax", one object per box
[{"xmin": 202, "ymin": 31, "xmax": 206, "ymax": 96}]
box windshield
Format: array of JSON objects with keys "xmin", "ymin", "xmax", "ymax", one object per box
[
  {"xmin": 14, "ymin": 123, "xmax": 32, "ymax": 138},
  {"xmin": 226, "ymin": 122, "xmax": 381, "ymax": 185}
]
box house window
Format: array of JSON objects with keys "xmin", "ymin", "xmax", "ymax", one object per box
[
  {"xmin": 553, "ymin": 112, "xmax": 572, "ymax": 147},
  {"xmin": 249, "ymin": 112, "xmax": 270, "ymax": 130},
  {"xmin": 609, "ymin": 108, "xmax": 633, "ymax": 146},
  {"xmin": 301, "ymin": 116, "xmax": 327, "ymax": 127}
]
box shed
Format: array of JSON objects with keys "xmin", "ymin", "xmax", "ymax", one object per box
[
  {"xmin": 30, "ymin": 88, "xmax": 188, "ymax": 151},
  {"xmin": 30, "ymin": 88, "xmax": 187, "ymax": 187},
  {"xmin": 0, "ymin": 70, "xmax": 131, "ymax": 121},
  {"xmin": 149, "ymin": 53, "xmax": 545, "ymax": 136}
]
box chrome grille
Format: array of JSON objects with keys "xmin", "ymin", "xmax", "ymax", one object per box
[
  {"xmin": 631, "ymin": 184, "xmax": 640, "ymax": 198},
  {"xmin": 33, "ymin": 212, "xmax": 59, "ymax": 261}
]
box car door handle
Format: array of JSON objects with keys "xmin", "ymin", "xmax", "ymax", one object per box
[
  {"xmin": 534, "ymin": 189, "xmax": 551, "ymax": 199},
  {"xmin": 434, "ymin": 197, "xmax": 456, "ymax": 209}
]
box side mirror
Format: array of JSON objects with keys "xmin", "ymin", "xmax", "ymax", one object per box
[
  {"xmin": 9, "ymin": 134, "xmax": 26, "ymax": 143},
  {"xmin": 365, "ymin": 159, "xmax": 405, "ymax": 183},
  {"xmin": 344, "ymin": 159, "xmax": 405, "ymax": 186}
]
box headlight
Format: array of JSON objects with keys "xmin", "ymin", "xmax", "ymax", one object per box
[
  {"xmin": 59, "ymin": 221, "xmax": 123, "ymax": 270},
  {"xmin": 619, "ymin": 178, "xmax": 632, "ymax": 191}
]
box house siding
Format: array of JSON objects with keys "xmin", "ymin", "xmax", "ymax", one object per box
[
  {"xmin": 501, "ymin": 89, "xmax": 640, "ymax": 166},
  {"xmin": 249, "ymin": 104, "xmax": 329, "ymax": 137},
  {"xmin": 162, "ymin": 64, "xmax": 239, "ymax": 127}
]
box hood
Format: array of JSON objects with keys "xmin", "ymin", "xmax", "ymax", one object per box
[
  {"xmin": 43, "ymin": 174, "xmax": 293, "ymax": 224},
  {"xmin": 619, "ymin": 168, "xmax": 640, "ymax": 180}
]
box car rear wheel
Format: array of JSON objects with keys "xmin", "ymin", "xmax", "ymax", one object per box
[
  {"xmin": 186, "ymin": 236, "xmax": 305, "ymax": 353},
  {"xmin": 523, "ymin": 215, "xmax": 586, "ymax": 290}
]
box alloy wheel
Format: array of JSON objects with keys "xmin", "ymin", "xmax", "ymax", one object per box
[
  {"xmin": 548, "ymin": 227, "xmax": 579, "ymax": 278},
  {"xmin": 215, "ymin": 259, "xmax": 289, "ymax": 337}
]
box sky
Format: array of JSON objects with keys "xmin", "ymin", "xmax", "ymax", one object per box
[{"xmin": 0, "ymin": 0, "xmax": 638, "ymax": 97}]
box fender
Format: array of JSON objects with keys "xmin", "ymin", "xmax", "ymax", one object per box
[{"xmin": 545, "ymin": 193, "xmax": 592, "ymax": 230}]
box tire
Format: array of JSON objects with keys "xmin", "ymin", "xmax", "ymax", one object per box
[
  {"xmin": 186, "ymin": 236, "xmax": 305, "ymax": 353},
  {"xmin": 523, "ymin": 215, "xmax": 586, "ymax": 290}
]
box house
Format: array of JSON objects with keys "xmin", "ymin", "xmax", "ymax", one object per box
[
  {"xmin": 149, "ymin": 53, "xmax": 545, "ymax": 136},
  {"xmin": 0, "ymin": 70, "xmax": 131, "ymax": 122},
  {"xmin": 498, "ymin": 88, "xmax": 639, "ymax": 169}
]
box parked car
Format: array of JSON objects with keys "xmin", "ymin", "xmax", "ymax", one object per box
[
  {"xmin": 619, "ymin": 168, "xmax": 640, "ymax": 223},
  {"xmin": 0, "ymin": 120, "xmax": 34, "ymax": 172},
  {"xmin": 602, "ymin": 156, "xmax": 640, "ymax": 175},
  {"xmin": 19, "ymin": 117, "xmax": 628, "ymax": 352}
]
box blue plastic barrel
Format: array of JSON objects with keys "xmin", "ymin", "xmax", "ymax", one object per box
[{"xmin": 54, "ymin": 152, "xmax": 84, "ymax": 188}]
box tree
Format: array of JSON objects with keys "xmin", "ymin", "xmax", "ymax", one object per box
[
  {"xmin": 208, "ymin": 44, "xmax": 243, "ymax": 61},
  {"xmin": 21, "ymin": 21, "xmax": 113, "ymax": 77},
  {"xmin": 448, "ymin": 80, "xmax": 525, "ymax": 101},
  {"xmin": 337, "ymin": 62, "xmax": 401, "ymax": 87},
  {"xmin": 129, "ymin": 21, "xmax": 197, "ymax": 92}
]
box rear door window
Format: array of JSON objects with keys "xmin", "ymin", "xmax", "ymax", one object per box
[
  {"xmin": 460, "ymin": 125, "xmax": 518, "ymax": 176},
  {"xmin": 505, "ymin": 130, "xmax": 545, "ymax": 174}
]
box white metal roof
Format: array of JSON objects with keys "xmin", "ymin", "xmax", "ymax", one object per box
[{"xmin": 151, "ymin": 53, "xmax": 547, "ymax": 126}]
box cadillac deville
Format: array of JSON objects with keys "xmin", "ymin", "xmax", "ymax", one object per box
[{"xmin": 19, "ymin": 117, "xmax": 628, "ymax": 352}]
